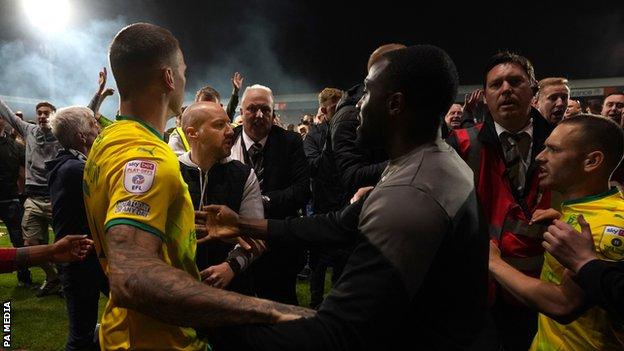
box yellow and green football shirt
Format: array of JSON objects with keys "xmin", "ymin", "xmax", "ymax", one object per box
[
  {"xmin": 531, "ymin": 187, "xmax": 624, "ymax": 351},
  {"xmin": 83, "ymin": 115, "xmax": 205, "ymax": 351}
]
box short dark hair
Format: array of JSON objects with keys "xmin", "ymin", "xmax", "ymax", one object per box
[
  {"xmin": 36, "ymin": 101, "xmax": 56, "ymax": 112},
  {"xmin": 381, "ymin": 44, "xmax": 459, "ymax": 140},
  {"xmin": 195, "ymin": 86, "xmax": 221, "ymax": 103},
  {"xmin": 604, "ymin": 92, "xmax": 624, "ymax": 101},
  {"xmin": 560, "ymin": 114, "xmax": 624, "ymax": 174},
  {"xmin": 109, "ymin": 23, "xmax": 180, "ymax": 99},
  {"xmin": 483, "ymin": 51, "xmax": 537, "ymax": 93}
]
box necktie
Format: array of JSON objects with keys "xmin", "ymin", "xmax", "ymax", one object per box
[
  {"xmin": 249, "ymin": 142, "xmax": 264, "ymax": 185},
  {"xmin": 500, "ymin": 131, "xmax": 531, "ymax": 193}
]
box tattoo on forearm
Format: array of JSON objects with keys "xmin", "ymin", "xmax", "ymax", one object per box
[{"xmin": 107, "ymin": 225, "xmax": 314, "ymax": 329}]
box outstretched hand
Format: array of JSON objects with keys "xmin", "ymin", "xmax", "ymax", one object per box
[
  {"xmin": 530, "ymin": 208, "xmax": 562, "ymax": 225},
  {"xmin": 464, "ymin": 89, "xmax": 484, "ymax": 113},
  {"xmin": 98, "ymin": 67, "xmax": 108, "ymax": 93},
  {"xmin": 350, "ymin": 186, "xmax": 374, "ymax": 204},
  {"xmin": 51, "ymin": 235, "xmax": 94, "ymax": 263},
  {"xmin": 101, "ymin": 87, "xmax": 115, "ymax": 98},
  {"xmin": 231, "ymin": 72, "xmax": 244, "ymax": 92},
  {"xmin": 542, "ymin": 215, "xmax": 597, "ymax": 273},
  {"xmin": 195, "ymin": 205, "xmax": 241, "ymax": 242},
  {"xmin": 201, "ymin": 262, "xmax": 235, "ymax": 289}
]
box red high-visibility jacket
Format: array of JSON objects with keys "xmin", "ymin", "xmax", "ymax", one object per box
[{"xmin": 447, "ymin": 110, "xmax": 553, "ymax": 302}]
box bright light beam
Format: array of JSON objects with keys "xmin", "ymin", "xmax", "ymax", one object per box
[{"xmin": 22, "ymin": 0, "xmax": 71, "ymax": 34}]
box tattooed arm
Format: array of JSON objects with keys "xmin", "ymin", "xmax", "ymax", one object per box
[{"xmin": 106, "ymin": 224, "xmax": 315, "ymax": 328}]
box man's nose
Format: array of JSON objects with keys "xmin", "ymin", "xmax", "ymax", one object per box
[{"xmin": 501, "ymin": 81, "xmax": 513, "ymax": 93}]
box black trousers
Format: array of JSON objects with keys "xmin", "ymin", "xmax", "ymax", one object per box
[
  {"xmin": 0, "ymin": 199, "xmax": 31, "ymax": 284},
  {"xmin": 309, "ymin": 247, "xmax": 349, "ymax": 308},
  {"xmin": 58, "ymin": 252, "xmax": 109, "ymax": 351}
]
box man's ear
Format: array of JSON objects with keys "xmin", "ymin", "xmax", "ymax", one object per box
[
  {"xmin": 185, "ymin": 126, "xmax": 197, "ymax": 140},
  {"xmin": 78, "ymin": 132, "xmax": 87, "ymax": 144},
  {"xmin": 531, "ymin": 96, "xmax": 539, "ymax": 108},
  {"xmin": 163, "ymin": 68, "xmax": 175, "ymax": 91},
  {"xmin": 387, "ymin": 92, "xmax": 405, "ymax": 116},
  {"xmin": 584, "ymin": 150, "xmax": 604, "ymax": 173}
]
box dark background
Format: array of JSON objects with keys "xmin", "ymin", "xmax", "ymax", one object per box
[{"xmin": 0, "ymin": 0, "xmax": 622, "ymax": 117}]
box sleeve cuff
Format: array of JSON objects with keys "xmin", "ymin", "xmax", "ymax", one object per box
[
  {"xmin": 575, "ymin": 259, "xmax": 609, "ymax": 305},
  {"xmin": 105, "ymin": 218, "xmax": 165, "ymax": 242}
]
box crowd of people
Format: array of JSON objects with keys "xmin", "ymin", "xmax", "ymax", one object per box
[{"xmin": 1, "ymin": 21, "xmax": 624, "ymax": 351}]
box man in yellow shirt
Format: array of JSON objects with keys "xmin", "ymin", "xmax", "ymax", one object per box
[
  {"xmin": 84, "ymin": 22, "xmax": 313, "ymax": 350},
  {"xmin": 489, "ymin": 114, "xmax": 624, "ymax": 350}
]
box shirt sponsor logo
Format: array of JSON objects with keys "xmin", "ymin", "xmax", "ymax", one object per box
[
  {"xmin": 132, "ymin": 175, "xmax": 145, "ymax": 185},
  {"xmin": 124, "ymin": 160, "xmax": 156, "ymax": 194},
  {"xmin": 600, "ymin": 225, "xmax": 624, "ymax": 260},
  {"xmin": 604, "ymin": 226, "xmax": 624, "ymax": 237},
  {"xmin": 114, "ymin": 200, "xmax": 150, "ymax": 217}
]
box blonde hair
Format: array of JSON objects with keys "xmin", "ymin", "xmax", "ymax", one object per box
[{"xmin": 318, "ymin": 88, "xmax": 343, "ymax": 106}]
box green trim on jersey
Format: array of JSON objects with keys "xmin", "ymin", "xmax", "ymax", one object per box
[
  {"xmin": 104, "ymin": 218, "xmax": 165, "ymax": 241},
  {"xmin": 562, "ymin": 187, "xmax": 619, "ymax": 206},
  {"xmin": 116, "ymin": 115, "xmax": 163, "ymax": 141}
]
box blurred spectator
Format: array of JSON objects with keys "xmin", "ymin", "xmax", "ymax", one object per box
[
  {"xmin": 195, "ymin": 71, "xmax": 244, "ymax": 119},
  {"xmin": 586, "ymin": 98, "xmax": 603, "ymax": 115},
  {"xmin": 444, "ymin": 103, "xmax": 464, "ymax": 129},
  {"xmin": 167, "ymin": 108, "xmax": 190, "ymax": 156},
  {"xmin": 273, "ymin": 113, "xmax": 286, "ymax": 129},
  {"xmin": 463, "ymin": 88, "xmax": 487, "ymax": 125},
  {"xmin": 46, "ymin": 106, "xmax": 109, "ymax": 350},
  {"xmin": 330, "ymin": 43, "xmax": 406, "ymax": 198},
  {"xmin": 286, "ymin": 123, "xmax": 295, "ymax": 132},
  {"xmin": 534, "ymin": 77, "xmax": 569, "ymax": 125},
  {"xmin": 0, "ymin": 98, "xmax": 63, "ymax": 297},
  {"xmin": 564, "ymin": 99, "xmax": 582, "ymax": 118},
  {"xmin": 601, "ymin": 92, "xmax": 624, "ymax": 126},
  {"xmin": 301, "ymin": 114, "xmax": 314, "ymax": 126},
  {"xmin": 297, "ymin": 124, "xmax": 308, "ymax": 139},
  {"xmin": 0, "ymin": 116, "xmax": 31, "ymax": 287},
  {"xmin": 304, "ymin": 87, "xmax": 350, "ymax": 309}
]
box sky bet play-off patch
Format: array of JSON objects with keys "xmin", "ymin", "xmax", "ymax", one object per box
[
  {"xmin": 600, "ymin": 226, "xmax": 624, "ymax": 260},
  {"xmin": 123, "ymin": 160, "xmax": 156, "ymax": 194}
]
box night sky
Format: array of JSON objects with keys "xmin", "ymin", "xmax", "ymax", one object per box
[{"xmin": 0, "ymin": 1, "xmax": 622, "ymax": 105}]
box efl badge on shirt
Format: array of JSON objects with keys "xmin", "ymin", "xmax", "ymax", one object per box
[
  {"xmin": 123, "ymin": 160, "xmax": 156, "ymax": 194},
  {"xmin": 599, "ymin": 225, "xmax": 624, "ymax": 260}
]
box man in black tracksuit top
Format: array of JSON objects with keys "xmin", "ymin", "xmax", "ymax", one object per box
[{"xmin": 206, "ymin": 45, "xmax": 489, "ymax": 351}]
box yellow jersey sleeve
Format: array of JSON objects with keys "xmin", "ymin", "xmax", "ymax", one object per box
[{"xmin": 103, "ymin": 142, "xmax": 180, "ymax": 240}]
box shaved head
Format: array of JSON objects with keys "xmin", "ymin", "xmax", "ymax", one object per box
[
  {"xmin": 368, "ymin": 43, "xmax": 406, "ymax": 71},
  {"xmin": 182, "ymin": 101, "xmax": 228, "ymax": 131}
]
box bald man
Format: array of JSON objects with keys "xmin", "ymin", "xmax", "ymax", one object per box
[{"xmin": 178, "ymin": 102, "xmax": 265, "ymax": 293}]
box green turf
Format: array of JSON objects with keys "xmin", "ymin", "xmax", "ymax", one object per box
[{"xmin": 0, "ymin": 226, "xmax": 332, "ymax": 350}]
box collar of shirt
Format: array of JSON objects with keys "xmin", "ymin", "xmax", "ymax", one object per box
[
  {"xmin": 242, "ymin": 130, "xmax": 268, "ymax": 151},
  {"xmin": 67, "ymin": 148, "xmax": 87, "ymax": 161},
  {"xmin": 494, "ymin": 118, "xmax": 534, "ymax": 165},
  {"xmin": 494, "ymin": 118, "xmax": 534, "ymax": 140},
  {"xmin": 380, "ymin": 142, "xmax": 430, "ymax": 183},
  {"xmin": 178, "ymin": 151, "xmax": 230, "ymax": 169}
]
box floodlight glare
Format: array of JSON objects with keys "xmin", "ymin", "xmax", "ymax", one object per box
[{"xmin": 22, "ymin": 0, "xmax": 71, "ymax": 34}]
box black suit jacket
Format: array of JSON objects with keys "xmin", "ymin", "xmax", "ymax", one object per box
[{"xmin": 234, "ymin": 125, "xmax": 310, "ymax": 220}]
